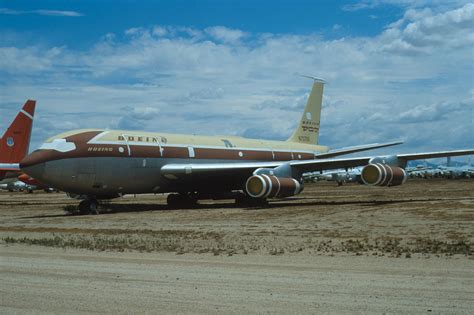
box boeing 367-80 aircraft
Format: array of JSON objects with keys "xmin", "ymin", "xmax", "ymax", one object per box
[{"xmin": 19, "ymin": 80, "xmax": 473, "ymax": 213}]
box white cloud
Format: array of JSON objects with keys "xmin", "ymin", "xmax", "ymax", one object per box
[
  {"xmin": 152, "ymin": 26, "xmax": 168, "ymax": 37},
  {"xmin": 0, "ymin": 4, "xmax": 473, "ymax": 155},
  {"xmin": 341, "ymin": 1, "xmax": 378, "ymax": 11},
  {"xmin": 341, "ymin": 0, "xmax": 471, "ymax": 12},
  {"xmin": 116, "ymin": 106, "xmax": 161, "ymax": 130},
  {"xmin": 379, "ymin": 3, "xmax": 474, "ymax": 54},
  {"xmin": 34, "ymin": 10, "xmax": 83, "ymax": 17},
  {"xmin": 0, "ymin": 8, "xmax": 83, "ymax": 17},
  {"xmin": 205, "ymin": 26, "xmax": 247, "ymax": 43}
]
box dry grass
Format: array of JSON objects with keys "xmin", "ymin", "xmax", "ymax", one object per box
[{"xmin": 1, "ymin": 179, "xmax": 473, "ymax": 257}]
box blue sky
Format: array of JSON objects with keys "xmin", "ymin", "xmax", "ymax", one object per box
[
  {"xmin": 1, "ymin": 0, "xmax": 403, "ymax": 48},
  {"xmin": 0, "ymin": 0, "xmax": 473, "ymax": 160}
]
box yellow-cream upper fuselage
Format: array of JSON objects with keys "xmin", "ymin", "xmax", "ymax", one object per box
[{"xmin": 46, "ymin": 129, "xmax": 329, "ymax": 160}]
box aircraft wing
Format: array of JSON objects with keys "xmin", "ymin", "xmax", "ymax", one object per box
[
  {"xmin": 161, "ymin": 157, "xmax": 371, "ymax": 178},
  {"xmin": 396, "ymin": 150, "xmax": 474, "ymax": 161},
  {"xmin": 315, "ymin": 141, "xmax": 403, "ymax": 159},
  {"xmin": 161, "ymin": 149, "xmax": 474, "ymax": 178}
]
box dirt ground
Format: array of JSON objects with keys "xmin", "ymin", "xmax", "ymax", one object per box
[{"xmin": 1, "ymin": 179, "xmax": 473, "ymax": 313}]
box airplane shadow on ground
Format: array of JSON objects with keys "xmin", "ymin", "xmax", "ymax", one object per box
[
  {"xmin": 264, "ymin": 197, "xmax": 462, "ymax": 209},
  {"xmin": 16, "ymin": 197, "xmax": 467, "ymax": 219},
  {"xmin": 17, "ymin": 202, "xmax": 238, "ymax": 219}
]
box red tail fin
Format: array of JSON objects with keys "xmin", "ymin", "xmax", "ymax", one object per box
[{"xmin": 0, "ymin": 100, "xmax": 36, "ymax": 163}]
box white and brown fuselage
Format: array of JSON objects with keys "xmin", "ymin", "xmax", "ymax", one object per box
[{"xmin": 20, "ymin": 129, "xmax": 328, "ymax": 198}]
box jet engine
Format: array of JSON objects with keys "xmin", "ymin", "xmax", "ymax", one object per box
[
  {"xmin": 245, "ymin": 174, "xmax": 303, "ymax": 199},
  {"xmin": 361, "ymin": 163, "xmax": 408, "ymax": 186}
]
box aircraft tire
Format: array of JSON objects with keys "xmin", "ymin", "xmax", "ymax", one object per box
[{"xmin": 78, "ymin": 199, "xmax": 99, "ymax": 215}]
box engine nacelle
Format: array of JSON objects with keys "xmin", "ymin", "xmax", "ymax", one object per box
[
  {"xmin": 245, "ymin": 175, "xmax": 303, "ymax": 199},
  {"xmin": 361, "ymin": 163, "xmax": 408, "ymax": 187}
]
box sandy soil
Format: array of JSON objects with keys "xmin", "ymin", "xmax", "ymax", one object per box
[
  {"xmin": 0, "ymin": 180, "xmax": 472, "ymax": 256},
  {"xmin": 1, "ymin": 244, "xmax": 473, "ymax": 314},
  {"xmin": 0, "ymin": 179, "xmax": 473, "ymax": 313}
]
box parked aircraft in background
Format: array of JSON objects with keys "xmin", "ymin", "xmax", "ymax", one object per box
[
  {"xmin": 304, "ymin": 168, "xmax": 363, "ymax": 185},
  {"xmin": 435, "ymin": 157, "xmax": 473, "ymax": 178},
  {"xmin": 307, "ymin": 160, "xmax": 473, "ymax": 184},
  {"xmin": 19, "ymin": 80, "xmax": 474, "ymax": 214},
  {"xmin": 0, "ymin": 100, "xmax": 36, "ymax": 185},
  {"xmin": 405, "ymin": 158, "xmax": 474, "ymax": 179},
  {"xmin": 0, "ymin": 179, "xmax": 57, "ymax": 193}
]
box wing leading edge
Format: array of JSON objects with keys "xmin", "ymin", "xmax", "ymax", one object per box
[
  {"xmin": 315, "ymin": 141, "xmax": 403, "ymax": 159},
  {"xmin": 160, "ymin": 149, "xmax": 474, "ymax": 178}
]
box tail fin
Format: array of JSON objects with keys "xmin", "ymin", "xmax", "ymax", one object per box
[
  {"xmin": 0, "ymin": 100, "xmax": 36, "ymax": 163},
  {"xmin": 287, "ymin": 79, "xmax": 324, "ymax": 145}
]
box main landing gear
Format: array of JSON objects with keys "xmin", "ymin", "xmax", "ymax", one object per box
[
  {"xmin": 77, "ymin": 198, "xmax": 100, "ymax": 215},
  {"xmin": 167, "ymin": 193, "xmax": 198, "ymax": 208}
]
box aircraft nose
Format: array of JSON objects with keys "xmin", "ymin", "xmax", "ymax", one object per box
[
  {"xmin": 21, "ymin": 163, "xmax": 45, "ymax": 180},
  {"xmin": 20, "ymin": 150, "xmax": 47, "ymax": 168},
  {"xmin": 20, "ymin": 150, "xmax": 52, "ymax": 179}
]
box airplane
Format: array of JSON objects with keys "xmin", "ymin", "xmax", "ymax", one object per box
[
  {"xmin": 326, "ymin": 168, "xmax": 362, "ymax": 186},
  {"xmin": 0, "ymin": 180, "xmax": 27, "ymax": 192},
  {"xmin": 18, "ymin": 79, "xmax": 474, "ymax": 214},
  {"xmin": 0, "ymin": 100, "xmax": 36, "ymax": 185},
  {"xmin": 436, "ymin": 157, "xmax": 474, "ymax": 179}
]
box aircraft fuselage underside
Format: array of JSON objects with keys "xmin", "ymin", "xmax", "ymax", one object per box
[{"xmin": 27, "ymin": 156, "xmax": 259, "ymax": 198}]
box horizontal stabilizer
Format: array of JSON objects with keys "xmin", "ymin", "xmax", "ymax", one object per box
[{"xmin": 0, "ymin": 163, "xmax": 20, "ymax": 172}]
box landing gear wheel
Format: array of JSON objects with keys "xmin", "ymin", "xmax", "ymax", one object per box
[{"xmin": 78, "ymin": 199, "xmax": 100, "ymax": 215}]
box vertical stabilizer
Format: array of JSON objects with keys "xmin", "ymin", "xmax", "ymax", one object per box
[
  {"xmin": 287, "ymin": 79, "xmax": 324, "ymax": 145},
  {"xmin": 0, "ymin": 100, "xmax": 36, "ymax": 163}
]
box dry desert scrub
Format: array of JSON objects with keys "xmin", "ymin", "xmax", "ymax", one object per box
[{"xmin": 2, "ymin": 234, "xmax": 471, "ymax": 257}]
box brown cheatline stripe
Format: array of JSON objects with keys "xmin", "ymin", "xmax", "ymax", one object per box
[
  {"xmin": 23, "ymin": 144, "xmax": 316, "ymax": 165},
  {"xmin": 23, "ymin": 131, "xmax": 317, "ymax": 166}
]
